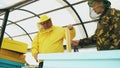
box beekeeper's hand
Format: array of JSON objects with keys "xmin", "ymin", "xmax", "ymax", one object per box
[{"xmin": 67, "ymin": 24, "xmax": 73, "ymax": 30}]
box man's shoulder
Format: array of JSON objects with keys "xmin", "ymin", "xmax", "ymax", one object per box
[
  {"xmin": 53, "ymin": 26, "xmax": 64, "ymax": 29},
  {"xmin": 108, "ymin": 8, "xmax": 120, "ymax": 15},
  {"xmin": 53, "ymin": 26, "xmax": 65, "ymax": 32}
]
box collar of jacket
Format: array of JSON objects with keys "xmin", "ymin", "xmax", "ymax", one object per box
[{"xmin": 39, "ymin": 26, "xmax": 54, "ymax": 34}]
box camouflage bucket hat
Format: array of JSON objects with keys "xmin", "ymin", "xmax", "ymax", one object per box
[{"xmin": 88, "ymin": 0, "xmax": 109, "ymax": 7}]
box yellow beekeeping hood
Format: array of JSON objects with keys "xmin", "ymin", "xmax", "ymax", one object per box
[{"xmin": 37, "ymin": 15, "xmax": 51, "ymax": 24}]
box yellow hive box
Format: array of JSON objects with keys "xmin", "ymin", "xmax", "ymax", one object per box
[
  {"xmin": 1, "ymin": 38, "xmax": 28, "ymax": 53},
  {"xmin": 0, "ymin": 49, "xmax": 26, "ymax": 63}
]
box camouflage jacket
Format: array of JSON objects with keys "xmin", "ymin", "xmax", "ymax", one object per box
[{"xmin": 79, "ymin": 8, "xmax": 120, "ymax": 50}]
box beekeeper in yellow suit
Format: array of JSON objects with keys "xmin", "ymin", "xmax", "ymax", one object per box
[{"xmin": 31, "ymin": 15, "xmax": 75, "ymax": 68}]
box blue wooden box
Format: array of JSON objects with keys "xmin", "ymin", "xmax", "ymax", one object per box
[
  {"xmin": 38, "ymin": 50, "xmax": 120, "ymax": 68},
  {"xmin": 0, "ymin": 58, "xmax": 24, "ymax": 68}
]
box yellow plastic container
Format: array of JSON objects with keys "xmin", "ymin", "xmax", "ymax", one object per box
[
  {"xmin": 1, "ymin": 38, "xmax": 28, "ymax": 53},
  {"xmin": 0, "ymin": 49, "xmax": 26, "ymax": 63}
]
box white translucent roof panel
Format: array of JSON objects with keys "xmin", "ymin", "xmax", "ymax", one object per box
[
  {"xmin": 5, "ymin": 24, "xmax": 26, "ymax": 36},
  {"xmin": 0, "ymin": 15, "xmax": 4, "ymax": 18},
  {"xmin": 0, "ymin": 20, "xmax": 2, "ymax": 26},
  {"xmin": 0, "ymin": 0, "xmax": 25, "ymax": 9},
  {"xmin": 4, "ymin": 33, "xmax": 9, "ymax": 38},
  {"xmin": 8, "ymin": 10, "xmax": 33, "ymax": 22},
  {"xmin": 110, "ymin": 0, "xmax": 120, "ymax": 10},
  {"xmin": 17, "ymin": 17, "xmax": 39, "ymax": 33},
  {"xmin": 30, "ymin": 34, "xmax": 36, "ymax": 40},
  {"xmin": 73, "ymin": 25, "xmax": 85, "ymax": 40},
  {"xmin": 29, "ymin": 34, "xmax": 38, "ymax": 48},
  {"xmin": 67, "ymin": 0, "xmax": 83, "ymax": 4},
  {"xmin": 29, "ymin": 34, "xmax": 37, "ymax": 48},
  {"xmin": 47, "ymin": 8, "xmax": 77, "ymax": 26},
  {"xmin": 0, "ymin": 19, "xmax": 12, "ymax": 25},
  {"xmin": 74, "ymin": 2, "xmax": 91, "ymax": 22},
  {"xmin": 0, "ymin": 15, "xmax": 5, "ymax": 26},
  {"xmin": 84, "ymin": 22, "xmax": 97, "ymax": 37},
  {"xmin": 4, "ymin": 34, "xmax": 9, "ymax": 38},
  {"xmin": 22, "ymin": 0, "xmax": 64, "ymax": 14}
]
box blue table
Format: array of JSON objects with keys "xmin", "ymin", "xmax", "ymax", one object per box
[{"xmin": 38, "ymin": 50, "xmax": 120, "ymax": 68}]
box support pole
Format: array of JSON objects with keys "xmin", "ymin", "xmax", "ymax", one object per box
[{"xmin": 0, "ymin": 9, "xmax": 10, "ymax": 48}]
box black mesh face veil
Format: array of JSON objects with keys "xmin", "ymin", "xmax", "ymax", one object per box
[
  {"xmin": 89, "ymin": 7, "xmax": 102, "ymax": 19},
  {"xmin": 88, "ymin": 0, "xmax": 111, "ymax": 19}
]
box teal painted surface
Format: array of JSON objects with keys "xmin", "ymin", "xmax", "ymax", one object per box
[
  {"xmin": 0, "ymin": 63, "xmax": 21, "ymax": 68},
  {"xmin": 38, "ymin": 50, "xmax": 120, "ymax": 68},
  {"xmin": 0, "ymin": 58, "xmax": 24, "ymax": 68}
]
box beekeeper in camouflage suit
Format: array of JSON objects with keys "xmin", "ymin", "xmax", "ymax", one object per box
[{"xmin": 72, "ymin": 0, "xmax": 120, "ymax": 50}]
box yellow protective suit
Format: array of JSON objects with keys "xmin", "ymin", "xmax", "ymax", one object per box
[{"xmin": 31, "ymin": 26, "xmax": 75, "ymax": 57}]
